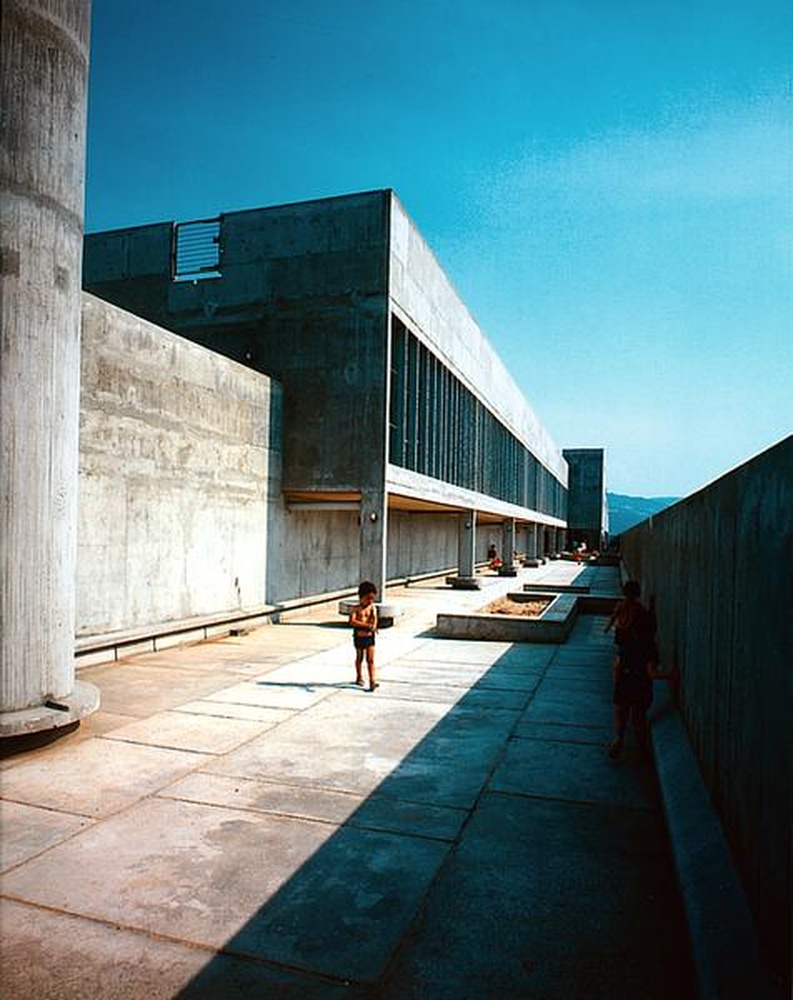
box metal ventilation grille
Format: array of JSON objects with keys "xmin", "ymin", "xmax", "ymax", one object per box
[{"xmin": 172, "ymin": 218, "xmax": 221, "ymax": 280}]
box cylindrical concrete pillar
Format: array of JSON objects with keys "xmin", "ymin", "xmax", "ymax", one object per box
[{"xmin": 1, "ymin": 0, "xmax": 98, "ymax": 735}]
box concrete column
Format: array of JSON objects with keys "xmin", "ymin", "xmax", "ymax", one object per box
[
  {"xmin": 527, "ymin": 524, "xmax": 538, "ymax": 559},
  {"xmin": 502, "ymin": 519, "xmax": 516, "ymax": 565},
  {"xmin": 556, "ymin": 527, "xmax": 565, "ymax": 554},
  {"xmin": 457, "ymin": 509, "xmax": 476, "ymax": 577},
  {"xmin": 359, "ymin": 489, "xmax": 388, "ymax": 599},
  {"xmin": 1, "ymin": 0, "xmax": 99, "ymax": 736}
]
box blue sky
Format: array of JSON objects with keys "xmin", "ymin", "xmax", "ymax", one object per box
[{"xmin": 85, "ymin": 0, "xmax": 792, "ymax": 497}]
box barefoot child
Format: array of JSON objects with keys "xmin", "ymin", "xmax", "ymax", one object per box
[
  {"xmin": 604, "ymin": 581, "xmax": 673, "ymax": 759},
  {"xmin": 350, "ymin": 580, "xmax": 379, "ymax": 692}
]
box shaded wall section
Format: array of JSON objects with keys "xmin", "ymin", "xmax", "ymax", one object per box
[
  {"xmin": 387, "ymin": 512, "xmax": 459, "ymax": 580},
  {"xmin": 78, "ymin": 294, "xmax": 282, "ymax": 636},
  {"xmin": 620, "ymin": 435, "xmax": 792, "ymax": 984}
]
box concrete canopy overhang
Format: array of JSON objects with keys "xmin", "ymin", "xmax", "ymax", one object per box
[{"xmin": 284, "ymin": 476, "xmax": 566, "ymax": 529}]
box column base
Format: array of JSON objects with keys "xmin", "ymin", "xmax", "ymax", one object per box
[
  {"xmin": 0, "ymin": 680, "xmax": 100, "ymax": 738},
  {"xmin": 446, "ymin": 576, "xmax": 481, "ymax": 590}
]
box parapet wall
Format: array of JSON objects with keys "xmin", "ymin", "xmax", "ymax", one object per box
[
  {"xmin": 78, "ymin": 293, "xmax": 282, "ymax": 637},
  {"xmin": 620, "ymin": 435, "xmax": 792, "ymax": 983}
]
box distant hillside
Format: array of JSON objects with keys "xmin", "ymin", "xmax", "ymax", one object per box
[{"xmin": 607, "ymin": 492, "xmax": 680, "ymax": 537}]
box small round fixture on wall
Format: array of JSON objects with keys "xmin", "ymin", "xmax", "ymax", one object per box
[{"xmin": 369, "ymin": 512, "xmax": 378, "ymax": 522}]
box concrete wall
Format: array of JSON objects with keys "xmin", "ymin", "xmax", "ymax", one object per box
[
  {"xmin": 619, "ymin": 435, "xmax": 792, "ymax": 982},
  {"xmin": 274, "ymin": 508, "xmax": 358, "ymax": 601},
  {"xmin": 78, "ymin": 294, "xmax": 281, "ymax": 637},
  {"xmin": 84, "ymin": 192, "xmax": 391, "ymax": 495},
  {"xmin": 387, "ymin": 512, "xmax": 459, "ymax": 579}
]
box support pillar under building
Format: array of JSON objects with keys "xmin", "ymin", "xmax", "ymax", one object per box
[
  {"xmin": 359, "ymin": 488, "xmax": 388, "ymax": 599},
  {"xmin": 448, "ymin": 509, "xmax": 479, "ymax": 589},
  {"xmin": 1, "ymin": 0, "xmax": 99, "ymax": 736},
  {"xmin": 502, "ymin": 519, "xmax": 516, "ymax": 565},
  {"xmin": 457, "ymin": 509, "xmax": 477, "ymax": 577},
  {"xmin": 527, "ymin": 524, "xmax": 539, "ymax": 560}
]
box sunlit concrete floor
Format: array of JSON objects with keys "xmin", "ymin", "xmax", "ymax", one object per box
[{"xmin": 0, "ymin": 562, "xmax": 695, "ymax": 998}]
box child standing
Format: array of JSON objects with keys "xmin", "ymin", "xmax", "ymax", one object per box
[
  {"xmin": 350, "ymin": 580, "xmax": 379, "ymax": 692},
  {"xmin": 604, "ymin": 580, "xmax": 670, "ymax": 760}
]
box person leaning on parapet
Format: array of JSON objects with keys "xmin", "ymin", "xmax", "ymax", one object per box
[
  {"xmin": 349, "ymin": 581, "xmax": 379, "ymax": 692},
  {"xmin": 603, "ymin": 581, "xmax": 675, "ymax": 760}
]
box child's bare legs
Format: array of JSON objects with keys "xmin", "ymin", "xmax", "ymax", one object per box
[
  {"xmin": 609, "ymin": 705, "xmax": 629, "ymax": 759},
  {"xmin": 366, "ymin": 646, "xmax": 378, "ymax": 691},
  {"xmin": 354, "ymin": 648, "xmax": 365, "ymax": 686}
]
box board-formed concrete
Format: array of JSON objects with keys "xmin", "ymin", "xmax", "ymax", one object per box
[{"xmin": 0, "ymin": 563, "xmax": 697, "ymax": 997}]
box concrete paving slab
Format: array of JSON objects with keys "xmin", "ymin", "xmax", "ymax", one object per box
[
  {"xmin": 1, "ymin": 796, "xmax": 448, "ymax": 986},
  {"xmin": 489, "ymin": 737, "xmax": 657, "ymax": 811},
  {"xmin": 376, "ymin": 679, "xmax": 531, "ymax": 710},
  {"xmin": 0, "ymin": 801, "xmax": 93, "ymax": 872},
  {"xmin": 0, "ymin": 898, "xmax": 362, "ymax": 1000},
  {"xmin": 74, "ymin": 662, "xmax": 238, "ymax": 717},
  {"xmin": 513, "ymin": 719, "xmax": 614, "ymax": 746},
  {"xmin": 368, "ymin": 705, "xmax": 522, "ymax": 809},
  {"xmin": 412, "ymin": 639, "xmax": 514, "ymax": 664},
  {"xmin": 533, "ymin": 669, "xmax": 611, "ymax": 692},
  {"xmin": 0, "ymin": 797, "xmax": 333, "ymax": 948},
  {"xmin": 159, "ymin": 772, "xmax": 365, "ymax": 826},
  {"xmin": 374, "ymin": 661, "xmax": 489, "ymax": 685},
  {"xmin": 203, "ymin": 679, "xmax": 336, "ymax": 711},
  {"xmin": 1, "ymin": 738, "xmax": 208, "ymax": 817},
  {"xmin": 248, "ymin": 653, "xmax": 358, "ymax": 691},
  {"xmin": 102, "ymin": 710, "xmax": 273, "ymax": 755},
  {"xmin": 522, "ymin": 681, "xmax": 615, "ymax": 727},
  {"xmin": 170, "ymin": 700, "xmax": 293, "ymax": 723},
  {"xmin": 391, "ymin": 652, "xmax": 548, "ymax": 682},
  {"xmin": 381, "ymin": 791, "xmax": 694, "ymax": 999},
  {"xmin": 206, "ymin": 694, "xmax": 453, "ymax": 796},
  {"xmin": 221, "ymin": 821, "xmax": 449, "ymax": 983},
  {"xmin": 544, "ymin": 659, "xmax": 613, "ymax": 680},
  {"xmin": 348, "ymin": 793, "xmax": 468, "ymax": 842}
]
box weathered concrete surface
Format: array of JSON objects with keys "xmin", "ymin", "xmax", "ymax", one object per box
[
  {"xmin": 0, "ymin": 563, "xmax": 698, "ymax": 998},
  {"xmin": 78, "ymin": 294, "xmax": 281, "ymax": 635},
  {"xmin": 1, "ymin": 1, "xmax": 98, "ymax": 729},
  {"xmin": 620, "ymin": 435, "xmax": 791, "ymax": 993}
]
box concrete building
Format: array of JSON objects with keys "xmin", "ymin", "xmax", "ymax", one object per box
[
  {"xmin": 563, "ymin": 448, "xmax": 608, "ymax": 551},
  {"xmin": 83, "ymin": 191, "xmax": 582, "ymax": 604}
]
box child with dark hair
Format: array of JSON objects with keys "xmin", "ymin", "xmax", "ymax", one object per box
[
  {"xmin": 350, "ymin": 580, "xmax": 379, "ymax": 692},
  {"xmin": 604, "ymin": 580, "xmax": 670, "ymax": 760}
]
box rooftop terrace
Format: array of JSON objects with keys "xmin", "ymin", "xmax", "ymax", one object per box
[{"xmin": 2, "ymin": 562, "xmax": 701, "ymax": 998}]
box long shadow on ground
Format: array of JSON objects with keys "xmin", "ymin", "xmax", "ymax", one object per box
[{"xmin": 174, "ymin": 616, "xmax": 694, "ymax": 998}]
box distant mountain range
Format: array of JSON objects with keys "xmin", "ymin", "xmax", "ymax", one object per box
[{"xmin": 606, "ymin": 492, "xmax": 680, "ymax": 536}]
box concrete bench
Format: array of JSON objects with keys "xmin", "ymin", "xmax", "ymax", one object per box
[{"xmin": 338, "ymin": 600, "xmax": 401, "ymax": 628}]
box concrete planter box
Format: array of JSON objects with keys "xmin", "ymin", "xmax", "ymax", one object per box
[{"xmin": 435, "ymin": 591, "xmax": 578, "ymax": 643}]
